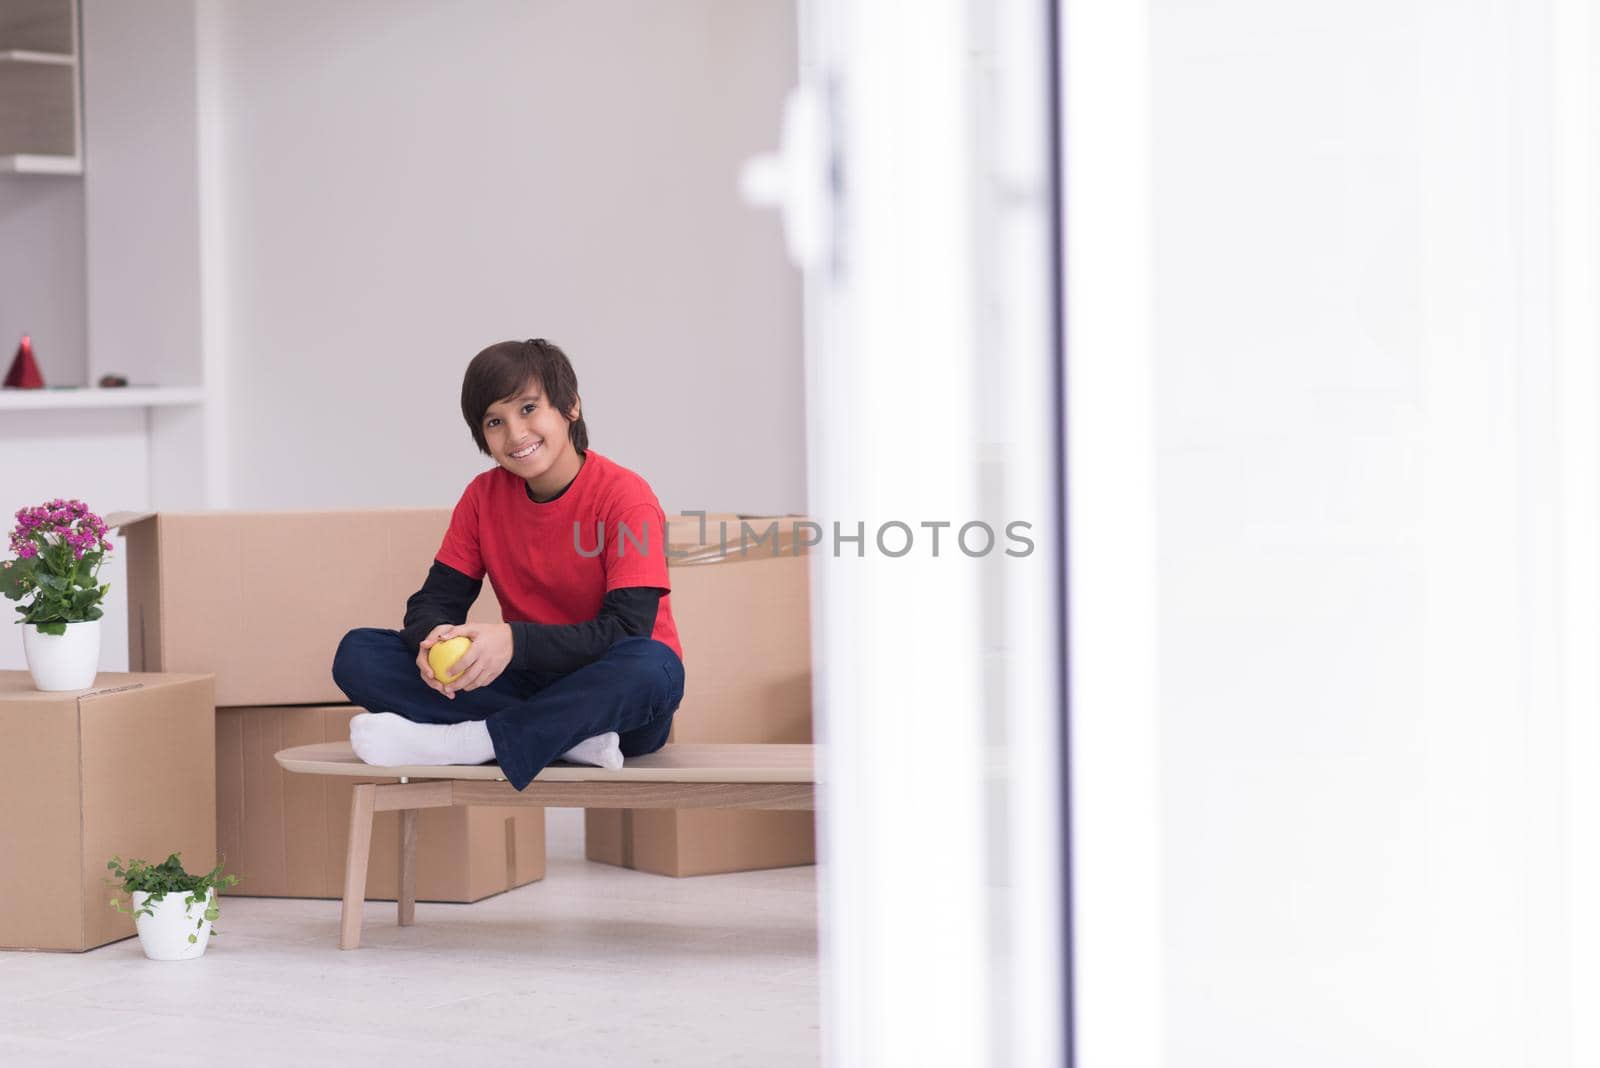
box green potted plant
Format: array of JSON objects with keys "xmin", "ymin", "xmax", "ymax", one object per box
[
  {"xmin": 106, "ymin": 854, "xmax": 240, "ymax": 961},
  {"xmin": 2, "ymin": 499, "xmax": 113, "ymax": 691}
]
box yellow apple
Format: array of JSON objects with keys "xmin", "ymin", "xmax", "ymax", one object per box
[{"xmin": 427, "ymin": 636, "xmax": 472, "ymax": 684}]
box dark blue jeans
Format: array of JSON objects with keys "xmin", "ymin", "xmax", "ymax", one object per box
[{"xmin": 331, "ymin": 628, "xmax": 684, "ymax": 790}]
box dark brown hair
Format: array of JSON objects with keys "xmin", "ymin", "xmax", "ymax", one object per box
[{"xmin": 460, "ymin": 338, "xmax": 588, "ymax": 456}]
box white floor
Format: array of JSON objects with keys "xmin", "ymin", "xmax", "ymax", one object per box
[{"xmin": 0, "ymin": 810, "xmax": 820, "ymax": 1066}]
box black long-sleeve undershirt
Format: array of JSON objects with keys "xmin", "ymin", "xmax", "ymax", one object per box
[{"xmin": 401, "ymin": 559, "xmax": 665, "ymax": 675}]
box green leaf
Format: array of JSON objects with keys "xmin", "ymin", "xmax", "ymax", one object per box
[
  {"xmin": 187, "ymin": 933, "xmax": 197, "ymax": 944},
  {"xmin": 0, "ymin": 558, "xmax": 36, "ymax": 602},
  {"xmin": 99, "ymin": 851, "xmax": 236, "ymax": 913},
  {"xmin": 37, "ymin": 621, "xmax": 65, "ymax": 636}
]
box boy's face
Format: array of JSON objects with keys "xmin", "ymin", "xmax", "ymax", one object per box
[{"xmin": 481, "ymin": 378, "xmax": 583, "ymax": 496}]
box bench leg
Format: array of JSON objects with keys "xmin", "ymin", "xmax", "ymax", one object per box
[
  {"xmin": 397, "ymin": 808, "xmax": 419, "ymax": 927},
  {"xmin": 340, "ymin": 783, "xmax": 377, "ymax": 950}
]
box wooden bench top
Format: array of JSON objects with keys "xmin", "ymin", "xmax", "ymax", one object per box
[{"xmin": 275, "ymin": 741, "xmax": 817, "ymax": 784}]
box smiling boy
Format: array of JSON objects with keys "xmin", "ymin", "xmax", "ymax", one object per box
[{"xmin": 330, "ymin": 338, "xmax": 685, "ymax": 790}]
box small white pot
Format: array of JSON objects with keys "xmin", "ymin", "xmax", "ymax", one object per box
[
  {"xmin": 21, "ymin": 620, "xmax": 101, "ymax": 691},
  {"xmin": 131, "ymin": 888, "xmax": 215, "ymax": 961}
]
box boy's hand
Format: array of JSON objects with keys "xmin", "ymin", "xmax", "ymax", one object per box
[
  {"xmin": 416, "ymin": 624, "xmax": 458, "ymax": 698},
  {"xmin": 437, "ymin": 622, "xmax": 514, "ymax": 697}
]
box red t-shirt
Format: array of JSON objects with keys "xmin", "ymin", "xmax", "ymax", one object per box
[{"xmin": 434, "ymin": 450, "xmax": 682, "ymax": 662}]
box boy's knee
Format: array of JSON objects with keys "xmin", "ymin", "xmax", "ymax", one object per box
[
  {"xmin": 654, "ymin": 642, "xmax": 685, "ymax": 694},
  {"xmin": 331, "ymin": 627, "xmax": 394, "ymax": 694},
  {"xmin": 331, "ymin": 630, "xmax": 362, "ymax": 693},
  {"xmin": 618, "ymin": 638, "xmax": 684, "ymax": 704}
]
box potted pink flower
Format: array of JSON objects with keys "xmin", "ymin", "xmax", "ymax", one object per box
[{"xmin": 1, "ymin": 499, "xmax": 113, "ymax": 691}]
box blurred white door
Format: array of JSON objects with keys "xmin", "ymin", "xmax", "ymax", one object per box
[{"xmin": 745, "ymin": 0, "xmax": 1073, "ymax": 1064}]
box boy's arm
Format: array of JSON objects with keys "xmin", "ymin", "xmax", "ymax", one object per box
[
  {"xmin": 400, "ymin": 560, "xmax": 483, "ymax": 655},
  {"xmin": 508, "ymin": 587, "xmax": 666, "ymax": 675}
]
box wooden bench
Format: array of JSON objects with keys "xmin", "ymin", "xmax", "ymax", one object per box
[{"xmin": 273, "ymin": 742, "xmax": 817, "ymax": 949}]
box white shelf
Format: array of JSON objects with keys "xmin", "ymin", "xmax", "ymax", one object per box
[
  {"xmin": 0, "ymin": 386, "xmax": 204, "ymax": 411},
  {"xmin": 0, "ymin": 152, "xmax": 79, "ymax": 174},
  {"xmin": 0, "ymin": 50, "xmax": 72, "ymax": 65},
  {"xmin": 0, "ymin": 0, "xmax": 81, "ymax": 175}
]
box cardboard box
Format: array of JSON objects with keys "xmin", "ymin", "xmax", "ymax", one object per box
[
  {"xmin": 217, "ymin": 705, "xmax": 545, "ymax": 901},
  {"xmin": 586, "ymin": 515, "xmax": 816, "ymax": 876},
  {"xmin": 0, "ymin": 672, "xmax": 216, "ymax": 952},
  {"xmin": 111, "ymin": 509, "xmax": 504, "ymax": 709}
]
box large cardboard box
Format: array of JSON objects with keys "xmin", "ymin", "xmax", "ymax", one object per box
[
  {"xmin": 111, "ymin": 510, "xmax": 504, "ymax": 709},
  {"xmin": 0, "ymin": 672, "xmax": 216, "ymax": 952},
  {"xmin": 217, "ymin": 705, "xmax": 544, "ymax": 901},
  {"xmin": 586, "ymin": 515, "xmax": 816, "ymax": 876}
]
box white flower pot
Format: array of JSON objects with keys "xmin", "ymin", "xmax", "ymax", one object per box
[
  {"xmin": 21, "ymin": 620, "xmax": 100, "ymax": 691},
  {"xmin": 130, "ymin": 888, "xmax": 215, "ymax": 961}
]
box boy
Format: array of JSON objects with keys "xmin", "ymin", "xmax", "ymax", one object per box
[{"xmin": 331, "ymin": 338, "xmax": 685, "ymax": 791}]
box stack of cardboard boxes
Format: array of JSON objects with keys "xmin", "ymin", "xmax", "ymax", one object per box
[
  {"xmin": 587, "ymin": 513, "xmax": 816, "ymax": 875},
  {"xmin": 114, "ymin": 507, "xmax": 816, "ymax": 896}
]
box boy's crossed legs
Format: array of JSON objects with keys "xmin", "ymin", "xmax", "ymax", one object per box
[{"xmin": 331, "ymin": 628, "xmax": 684, "ymax": 791}]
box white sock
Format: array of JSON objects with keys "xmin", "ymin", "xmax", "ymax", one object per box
[
  {"xmin": 349, "ymin": 712, "xmax": 496, "ymax": 767},
  {"xmin": 560, "ymin": 731, "xmax": 623, "ymax": 770}
]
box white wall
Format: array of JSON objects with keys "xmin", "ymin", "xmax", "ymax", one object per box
[
  {"xmin": 0, "ymin": 175, "xmax": 86, "ymax": 386},
  {"xmin": 199, "ymin": 0, "xmax": 804, "ymax": 516},
  {"xmin": 1151, "ymin": 2, "xmax": 1577, "ymax": 1065}
]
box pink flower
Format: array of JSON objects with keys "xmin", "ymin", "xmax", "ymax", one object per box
[{"xmin": 7, "ymin": 499, "xmax": 112, "ymax": 568}]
